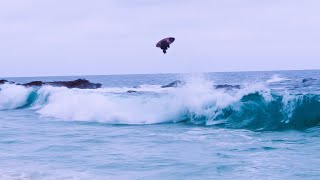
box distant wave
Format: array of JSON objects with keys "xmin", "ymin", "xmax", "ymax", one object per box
[
  {"xmin": 266, "ymin": 74, "xmax": 290, "ymax": 83},
  {"xmin": 0, "ymin": 77, "xmax": 319, "ymax": 131}
]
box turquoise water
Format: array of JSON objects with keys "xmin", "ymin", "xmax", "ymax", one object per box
[{"xmin": 0, "ymin": 70, "xmax": 319, "ymax": 179}]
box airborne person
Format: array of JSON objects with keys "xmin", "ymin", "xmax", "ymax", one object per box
[{"xmin": 156, "ymin": 37, "xmax": 175, "ymax": 54}]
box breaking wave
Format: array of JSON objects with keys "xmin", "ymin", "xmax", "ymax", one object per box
[
  {"xmin": 266, "ymin": 74, "xmax": 289, "ymax": 83},
  {"xmin": 0, "ymin": 77, "xmax": 319, "ymax": 131}
]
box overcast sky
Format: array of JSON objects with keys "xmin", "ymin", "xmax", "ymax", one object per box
[{"xmin": 1, "ymin": 0, "xmax": 320, "ymax": 77}]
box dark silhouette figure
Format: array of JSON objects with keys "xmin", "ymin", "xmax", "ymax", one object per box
[
  {"xmin": 156, "ymin": 37, "xmax": 175, "ymax": 54},
  {"xmin": 160, "ymin": 41, "xmax": 170, "ymax": 54}
]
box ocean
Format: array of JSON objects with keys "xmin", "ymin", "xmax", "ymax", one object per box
[{"xmin": 0, "ymin": 70, "xmax": 319, "ymax": 179}]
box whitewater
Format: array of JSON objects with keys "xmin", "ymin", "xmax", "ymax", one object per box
[{"xmin": 0, "ymin": 70, "xmax": 319, "ymax": 179}]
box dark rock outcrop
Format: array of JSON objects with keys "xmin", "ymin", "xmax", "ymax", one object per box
[
  {"xmin": 0, "ymin": 79, "xmax": 8, "ymax": 85},
  {"xmin": 46, "ymin": 79, "xmax": 102, "ymax": 89},
  {"xmin": 302, "ymin": 78, "xmax": 316, "ymax": 83},
  {"xmin": 161, "ymin": 80, "xmax": 185, "ymax": 88},
  {"xmin": 1, "ymin": 79, "xmax": 101, "ymax": 89},
  {"xmin": 23, "ymin": 81, "xmax": 44, "ymax": 87},
  {"xmin": 213, "ymin": 84, "xmax": 241, "ymax": 90},
  {"xmin": 0, "ymin": 79, "xmax": 15, "ymax": 85},
  {"xmin": 161, "ymin": 80, "xmax": 241, "ymax": 90},
  {"xmin": 127, "ymin": 90, "xmax": 137, "ymax": 93},
  {"xmin": 301, "ymin": 78, "xmax": 317, "ymax": 87}
]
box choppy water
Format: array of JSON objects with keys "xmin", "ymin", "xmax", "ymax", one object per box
[{"xmin": 0, "ymin": 70, "xmax": 319, "ymax": 179}]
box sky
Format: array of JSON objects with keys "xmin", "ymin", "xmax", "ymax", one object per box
[{"xmin": 1, "ymin": 0, "xmax": 320, "ymax": 77}]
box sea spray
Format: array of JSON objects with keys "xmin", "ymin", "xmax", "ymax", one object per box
[
  {"xmin": 0, "ymin": 84, "xmax": 33, "ymax": 110},
  {"xmin": 1, "ymin": 75, "xmax": 319, "ymax": 130}
]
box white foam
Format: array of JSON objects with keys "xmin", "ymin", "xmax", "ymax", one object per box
[
  {"xmin": 0, "ymin": 84, "xmax": 33, "ymax": 110},
  {"xmin": 38, "ymin": 87, "xmax": 174, "ymax": 124},
  {"xmin": 0, "ymin": 75, "xmax": 273, "ymax": 124},
  {"xmin": 36, "ymin": 75, "xmax": 271, "ymax": 124},
  {"xmin": 266, "ymin": 74, "xmax": 289, "ymax": 83},
  {"xmin": 0, "ymin": 165, "xmax": 101, "ymax": 180},
  {"xmin": 82, "ymin": 84, "xmax": 169, "ymax": 94}
]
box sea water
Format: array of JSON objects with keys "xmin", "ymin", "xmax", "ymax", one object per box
[{"xmin": 0, "ymin": 70, "xmax": 319, "ymax": 179}]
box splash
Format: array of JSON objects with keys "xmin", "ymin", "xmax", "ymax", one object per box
[
  {"xmin": 0, "ymin": 84, "xmax": 34, "ymax": 110},
  {"xmin": 266, "ymin": 74, "xmax": 289, "ymax": 83},
  {"xmin": 0, "ymin": 76, "xmax": 319, "ymax": 130}
]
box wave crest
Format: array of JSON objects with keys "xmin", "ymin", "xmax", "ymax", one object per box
[{"xmin": 1, "ymin": 77, "xmax": 319, "ymax": 130}]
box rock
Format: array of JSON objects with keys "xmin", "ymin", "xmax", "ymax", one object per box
[
  {"xmin": 0, "ymin": 79, "xmax": 8, "ymax": 85},
  {"xmin": 23, "ymin": 79, "xmax": 102, "ymax": 89},
  {"xmin": 302, "ymin": 78, "xmax": 316, "ymax": 83},
  {"xmin": 23, "ymin": 81, "xmax": 44, "ymax": 87},
  {"xmin": 0, "ymin": 79, "xmax": 15, "ymax": 85},
  {"xmin": 214, "ymin": 84, "xmax": 241, "ymax": 90},
  {"xmin": 47, "ymin": 79, "xmax": 102, "ymax": 89},
  {"xmin": 161, "ymin": 80, "xmax": 185, "ymax": 88},
  {"xmin": 1, "ymin": 79, "xmax": 102, "ymax": 89},
  {"xmin": 127, "ymin": 90, "xmax": 137, "ymax": 93}
]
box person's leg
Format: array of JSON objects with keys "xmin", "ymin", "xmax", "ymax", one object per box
[{"xmin": 160, "ymin": 41, "xmax": 169, "ymax": 53}]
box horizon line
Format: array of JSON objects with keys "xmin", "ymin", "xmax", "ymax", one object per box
[{"xmin": 1, "ymin": 68, "xmax": 319, "ymax": 79}]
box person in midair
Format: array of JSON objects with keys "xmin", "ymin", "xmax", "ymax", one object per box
[
  {"xmin": 156, "ymin": 37, "xmax": 175, "ymax": 54},
  {"xmin": 160, "ymin": 40, "xmax": 170, "ymax": 54}
]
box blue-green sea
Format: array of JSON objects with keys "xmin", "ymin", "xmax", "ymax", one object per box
[{"xmin": 0, "ymin": 70, "xmax": 319, "ymax": 179}]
